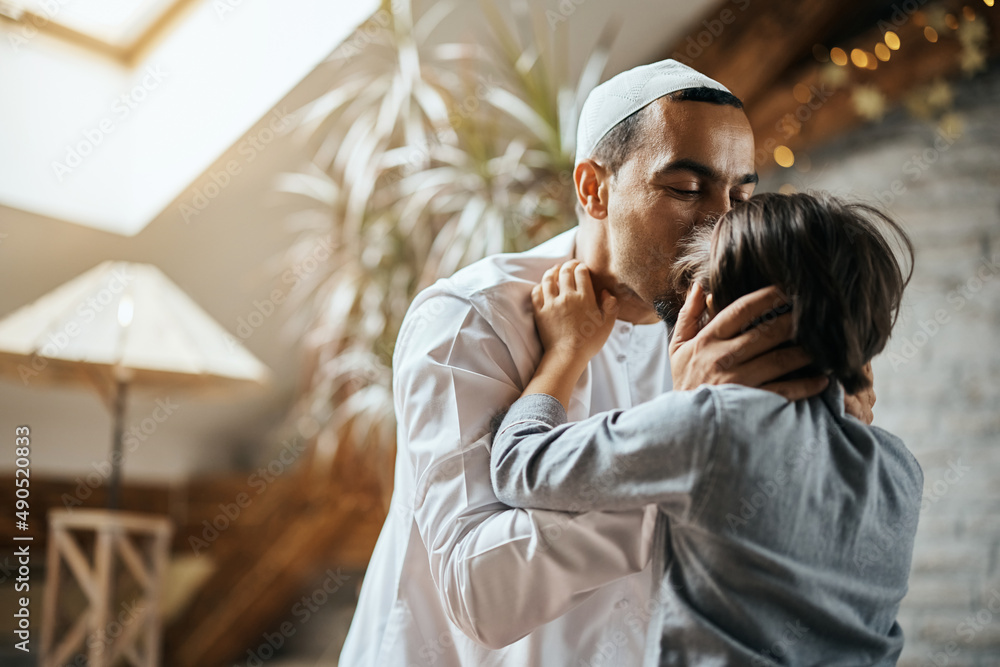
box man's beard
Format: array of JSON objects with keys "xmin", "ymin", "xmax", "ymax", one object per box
[
  {"xmin": 650, "ymin": 222, "xmax": 715, "ymax": 327},
  {"xmin": 653, "ymin": 292, "xmax": 683, "ymax": 328}
]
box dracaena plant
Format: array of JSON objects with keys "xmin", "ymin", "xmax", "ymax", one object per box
[{"xmin": 278, "ymin": 0, "xmax": 615, "ymax": 494}]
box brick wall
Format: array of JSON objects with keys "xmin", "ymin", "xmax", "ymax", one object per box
[{"xmin": 759, "ymin": 64, "xmax": 1000, "ymax": 666}]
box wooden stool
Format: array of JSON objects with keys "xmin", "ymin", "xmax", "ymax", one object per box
[{"xmin": 40, "ymin": 509, "xmax": 172, "ymax": 667}]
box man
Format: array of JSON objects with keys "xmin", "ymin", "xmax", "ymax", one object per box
[
  {"xmin": 490, "ymin": 192, "xmax": 921, "ymax": 665},
  {"xmin": 340, "ymin": 60, "xmax": 850, "ymax": 666}
]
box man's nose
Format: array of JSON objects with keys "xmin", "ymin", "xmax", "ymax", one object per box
[{"xmin": 700, "ymin": 191, "xmax": 732, "ymax": 222}]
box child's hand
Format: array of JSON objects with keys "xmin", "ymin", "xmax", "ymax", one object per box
[
  {"xmin": 532, "ymin": 260, "xmax": 619, "ymax": 367},
  {"xmin": 843, "ymin": 362, "xmax": 876, "ymax": 424}
]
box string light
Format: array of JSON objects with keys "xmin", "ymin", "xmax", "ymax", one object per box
[
  {"xmin": 885, "ymin": 31, "xmax": 901, "ymax": 50},
  {"xmin": 875, "ymin": 43, "xmax": 891, "ymax": 61},
  {"xmin": 945, "ymin": 13, "xmax": 959, "ymax": 29},
  {"xmin": 924, "ymin": 26, "xmax": 939, "ymax": 42},
  {"xmin": 830, "ymin": 47, "xmax": 848, "ymax": 66},
  {"xmin": 965, "ymin": 5, "xmax": 979, "ymax": 19},
  {"xmin": 793, "ymin": 83, "xmax": 813, "ymax": 104},
  {"xmin": 984, "ymin": 0, "xmax": 993, "ymax": 8},
  {"xmin": 774, "ymin": 146, "xmax": 795, "ymax": 168},
  {"xmin": 851, "ymin": 48, "xmax": 869, "ymax": 67}
]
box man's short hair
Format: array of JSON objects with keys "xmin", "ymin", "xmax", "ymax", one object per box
[
  {"xmin": 588, "ymin": 86, "xmax": 745, "ymax": 177},
  {"xmin": 664, "ymin": 192, "xmax": 914, "ymax": 393}
]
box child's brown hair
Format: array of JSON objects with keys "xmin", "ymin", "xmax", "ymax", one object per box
[{"xmin": 663, "ymin": 192, "xmax": 914, "ymax": 394}]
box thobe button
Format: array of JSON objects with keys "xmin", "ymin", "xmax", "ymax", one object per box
[
  {"xmin": 616, "ymin": 354, "xmax": 627, "ymax": 363},
  {"xmin": 614, "ymin": 599, "xmax": 630, "ymax": 610},
  {"xmin": 619, "ymin": 324, "xmax": 631, "ymax": 334}
]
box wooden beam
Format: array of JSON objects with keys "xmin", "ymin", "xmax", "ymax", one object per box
[
  {"xmin": 47, "ymin": 612, "xmax": 92, "ymax": 667},
  {"xmin": 115, "ymin": 533, "xmax": 153, "ymax": 590},
  {"xmin": 662, "ymin": 0, "xmax": 883, "ymax": 105},
  {"xmin": 53, "ymin": 531, "xmax": 99, "ymax": 604},
  {"xmin": 748, "ymin": 7, "xmax": 1000, "ymax": 173}
]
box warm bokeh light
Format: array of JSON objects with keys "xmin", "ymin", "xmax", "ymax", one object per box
[
  {"xmin": 965, "ymin": 5, "xmax": 979, "ymax": 18},
  {"xmin": 778, "ymin": 183, "xmax": 797, "ymax": 194},
  {"xmin": 830, "ymin": 47, "xmax": 848, "ymax": 65},
  {"xmin": 875, "ymin": 43, "xmax": 891, "ymax": 61},
  {"xmin": 913, "ymin": 11, "xmax": 927, "ymax": 26},
  {"xmin": 924, "ymin": 26, "xmax": 939, "ymax": 42},
  {"xmin": 885, "ymin": 31, "xmax": 901, "ymax": 50},
  {"xmin": 774, "ymin": 145, "xmax": 795, "ymax": 168},
  {"xmin": 812, "ymin": 44, "xmax": 830, "ymax": 62},
  {"xmin": 984, "ymin": 0, "xmax": 993, "ymax": 8},
  {"xmin": 793, "ymin": 83, "xmax": 813, "ymax": 104},
  {"xmin": 945, "ymin": 13, "xmax": 959, "ymax": 29},
  {"xmin": 851, "ymin": 48, "xmax": 869, "ymax": 67}
]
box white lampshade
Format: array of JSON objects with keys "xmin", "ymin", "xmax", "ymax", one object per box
[{"xmin": 0, "ymin": 260, "xmax": 270, "ymax": 392}]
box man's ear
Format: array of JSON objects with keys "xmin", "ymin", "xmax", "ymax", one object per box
[
  {"xmin": 574, "ymin": 159, "xmax": 610, "ymax": 220},
  {"xmin": 705, "ymin": 292, "xmax": 715, "ymax": 316}
]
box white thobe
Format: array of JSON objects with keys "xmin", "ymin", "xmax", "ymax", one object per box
[{"xmin": 339, "ymin": 227, "xmax": 673, "ymax": 666}]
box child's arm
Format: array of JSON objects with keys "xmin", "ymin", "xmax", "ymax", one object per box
[
  {"xmin": 489, "ymin": 260, "xmax": 717, "ymax": 516},
  {"xmin": 519, "ymin": 259, "xmax": 618, "ymax": 410},
  {"xmin": 490, "ymin": 386, "xmax": 718, "ymax": 514}
]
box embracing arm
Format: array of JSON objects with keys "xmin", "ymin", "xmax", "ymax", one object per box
[
  {"xmin": 486, "ymin": 260, "xmax": 716, "ymax": 518},
  {"xmin": 490, "ymin": 387, "xmax": 719, "ymax": 518}
]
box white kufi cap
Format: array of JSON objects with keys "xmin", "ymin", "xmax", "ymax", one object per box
[{"xmin": 575, "ymin": 59, "xmax": 731, "ymax": 166}]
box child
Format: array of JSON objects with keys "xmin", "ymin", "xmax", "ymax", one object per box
[{"xmin": 490, "ymin": 192, "xmax": 921, "ymax": 666}]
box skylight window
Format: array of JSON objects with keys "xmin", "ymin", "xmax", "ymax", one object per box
[{"xmin": 0, "ymin": 0, "xmax": 379, "ymax": 236}]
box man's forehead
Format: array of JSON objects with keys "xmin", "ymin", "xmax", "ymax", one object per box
[
  {"xmin": 644, "ymin": 95, "xmax": 750, "ymax": 136},
  {"xmin": 640, "ymin": 98, "xmax": 756, "ymax": 179}
]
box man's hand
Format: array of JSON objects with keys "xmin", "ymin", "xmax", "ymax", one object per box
[
  {"xmin": 669, "ymin": 283, "xmax": 828, "ymax": 400},
  {"xmin": 533, "ymin": 260, "xmax": 618, "ymax": 367},
  {"xmin": 843, "ymin": 362, "xmax": 876, "ymax": 424}
]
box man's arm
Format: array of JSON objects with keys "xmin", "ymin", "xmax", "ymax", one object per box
[
  {"xmin": 490, "ymin": 388, "xmax": 719, "ymax": 518},
  {"xmin": 396, "ymin": 291, "xmax": 656, "ymax": 650}
]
